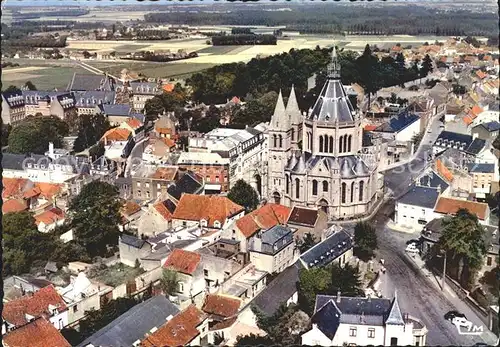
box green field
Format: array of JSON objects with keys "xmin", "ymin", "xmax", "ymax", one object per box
[
  {"xmin": 196, "ymin": 45, "xmax": 245, "ymax": 55},
  {"xmin": 113, "ymin": 44, "xmax": 151, "ymax": 52}
]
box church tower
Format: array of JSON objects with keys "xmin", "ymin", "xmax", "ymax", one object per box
[
  {"xmin": 266, "ymin": 90, "xmax": 291, "ymax": 204},
  {"xmin": 286, "ymin": 85, "xmax": 303, "ymax": 151}
]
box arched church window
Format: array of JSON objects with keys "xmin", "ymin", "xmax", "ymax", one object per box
[
  {"xmin": 359, "ymin": 181, "xmax": 364, "ymax": 202},
  {"xmin": 273, "ymin": 134, "xmax": 277, "ymax": 148},
  {"xmin": 286, "ymin": 175, "xmax": 290, "ymax": 194},
  {"xmin": 291, "ymin": 128, "xmax": 295, "ymax": 141},
  {"xmin": 319, "ymin": 136, "xmax": 324, "ymax": 152},
  {"xmin": 329, "ymin": 136, "xmax": 334, "ymax": 153},
  {"xmin": 279, "ymin": 135, "xmax": 283, "ymax": 148},
  {"xmin": 295, "ymin": 178, "xmax": 300, "ymax": 199},
  {"xmin": 323, "ymin": 181, "xmax": 328, "ymax": 192},
  {"xmin": 339, "ymin": 136, "xmax": 343, "ymax": 153},
  {"xmin": 348, "ymin": 135, "xmax": 352, "ymax": 152},
  {"xmin": 351, "ymin": 182, "xmax": 355, "ymax": 203},
  {"xmin": 341, "ymin": 183, "xmax": 346, "ymax": 203},
  {"xmin": 312, "ymin": 180, "xmax": 318, "ymax": 195},
  {"xmin": 343, "ymin": 135, "xmax": 348, "ymax": 154}
]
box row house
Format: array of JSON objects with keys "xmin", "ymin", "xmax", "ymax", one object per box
[
  {"xmin": 3, "ymin": 317, "xmax": 71, "ymax": 347},
  {"xmin": 97, "ymin": 103, "xmax": 145, "ymax": 127},
  {"xmin": 131, "ymin": 165, "xmax": 178, "ymax": 201},
  {"xmin": 176, "ymin": 152, "xmax": 230, "ymax": 193},
  {"xmin": 1, "ymin": 90, "xmax": 26, "ymax": 125},
  {"xmin": 73, "ymin": 90, "xmax": 116, "ymax": 116},
  {"xmin": 129, "ymin": 82, "xmax": 162, "ymax": 112},
  {"xmin": 23, "ymin": 91, "xmax": 77, "ymax": 120}
]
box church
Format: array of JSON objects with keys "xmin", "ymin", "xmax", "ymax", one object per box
[{"xmin": 263, "ymin": 47, "xmax": 384, "ymax": 220}]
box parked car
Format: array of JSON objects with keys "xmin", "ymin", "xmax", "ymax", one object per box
[
  {"xmin": 444, "ymin": 310, "xmax": 466, "ymax": 321},
  {"xmin": 405, "ymin": 243, "xmax": 419, "ymax": 253},
  {"xmin": 451, "ymin": 316, "xmax": 473, "ymax": 330}
]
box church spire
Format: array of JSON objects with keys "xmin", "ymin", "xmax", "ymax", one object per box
[
  {"xmin": 270, "ymin": 89, "xmax": 287, "ymax": 129},
  {"xmin": 327, "ymin": 45, "xmax": 341, "ymax": 80},
  {"xmin": 286, "ymin": 85, "xmax": 301, "ymax": 125}
]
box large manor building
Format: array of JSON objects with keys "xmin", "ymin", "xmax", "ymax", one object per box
[{"xmin": 263, "ymin": 47, "xmax": 384, "ymax": 220}]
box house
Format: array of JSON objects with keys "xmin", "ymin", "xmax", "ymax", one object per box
[
  {"xmin": 166, "ymin": 170, "xmax": 204, "ymax": 203},
  {"xmin": 119, "ymin": 234, "xmax": 153, "ymax": 267},
  {"xmin": 3, "ymin": 276, "xmax": 53, "ymax": 303},
  {"xmin": 433, "ymin": 196, "xmax": 490, "ymax": 225},
  {"xmin": 140, "ymin": 305, "xmax": 209, "ymax": 347},
  {"xmin": 201, "ymin": 294, "xmax": 242, "ymax": 343},
  {"xmin": 154, "ymin": 114, "xmax": 177, "ymax": 139},
  {"xmin": 100, "ymin": 127, "xmax": 132, "ymax": 147},
  {"xmin": 287, "ymin": 206, "xmax": 329, "ymax": 241},
  {"xmin": 299, "ymin": 227, "xmax": 353, "ymax": 270},
  {"xmin": 433, "ymin": 131, "xmax": 486, "ymax": 158},
  {"xmin": 421, "ymin": 218, "xmax": 498, "ymax": 274},
  {"xmin": 248, "ymin": 225, "xmax": 298, "ymax": 274},
  {"xmin": 142, "ymin": 136, "xmax": 176, "ymax": 165},
  {"xmin": 137, "ymin": 198, "xmax": 177, "ymax": 237},
  {"xmin": 120, "ymin": 200, "xmax": 143, "ymax": 231},
  {"xmin": 77, "ymin": 295, "xmax": 180, "ymax": 347},
  {"xmin": 2, "ymin": 285, "xmax": 69, "ymax": 334},
  {"xmin": 225, "ymin": 203, "xmax": 291, "ymax": 252},
  {"xmin": 57, "ymin": 272, "xmax": 113, "ymax": 325},
  {"xmin": 132, "ymin": 165, "xmax": 179, "ymax": 201},
  {"xmin": 472, "ymin": 121, "xmax": 500, "ymax": 144},
  {"xmin": 2, "ymin": 317, "xmax": 71, "ymax": 347},
  {"xmin": 1, "ymin": 90, "xmax": 26, "ymax": 125},
  {"xmin": 176, "ymin": 152, "xmax": 230, "ymax": 193},
  {"xmin": 373, "ymin": 110, "xmax": 421, "ymax": 143},
  {"xmin": 139, "ymin": 238, "xmax": 202, "ymax": 271},
  {"xmin": 172, "ymin": 194, "xmax": 244, "ymax": 231},
  {"xmin": 67, "ymin": 73, "xmax": 114, "ymax": 92},
  {"xmin": 163, "ymin": 249, "xmax": 242, "ymax": 305},
  {"xmin": 73, "ymin": 90, "xmax": 116, "ymax": 116},
  {"xmin": 465, "ymin": 163, "xmax": 495, "ymax": 199},
  {"xmin": 2, "ymin": 199, "xmax": 29, "ymax": 214},
  {"xmin": 301, "ymin": 294, "xmax": 427, "ymax": 346},
  {"xmin": 34, "ymin": 207, "xmax": 65, "ymax": 233},
  {"xmin": 97, "ymin": 104, "xmax": 144, "ymax": 126},
  {"xmin": 130, "ymin": 82, "xmax": 161, "ymax": 112}
]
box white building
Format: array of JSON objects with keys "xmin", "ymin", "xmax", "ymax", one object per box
[
  {"xmin": 301, "ymin": 294, "xmax": 427, "ymax": 347},
  {"xmin": 188, "ymin": 125, "xmax": 268, "ymax": 194}
]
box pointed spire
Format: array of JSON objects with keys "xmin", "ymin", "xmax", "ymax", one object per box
[
  {"xmin": 327, "ymin": 45, "xmax": 341, "ymax": 79},
  {"xmin": 286, "ymin": 85, "xmax": 302, "ymax": 125},
  {"xmin": 386, "ymin": 291, "xmax": 405, "ymax": 325},
  {"xmin": 270, "ymin": 89, "xmax": 287, "ymax": 129}
]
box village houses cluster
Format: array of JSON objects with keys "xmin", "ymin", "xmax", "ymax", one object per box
[{"xmin": 1, "ymin": 36, "xmax": 499, "ymax": 347}]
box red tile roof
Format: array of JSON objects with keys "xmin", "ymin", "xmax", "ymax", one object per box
[
  {"xmin": 471, "ymin": 105, "xmax": 483, "ymax": 117},
  {"xmin": 173, "ymin": 194, "xmax": 244, "ymax": 228},
  {"xmin": 2, "ymin": 199, "xmax": 28, "ymax": 214},
  {"xmin": 434, "ymin": 197, "xmax": 489, "ymax": 221},
  {"xmin": 161, "ymin": 137, "xmax": 176, "ymax": 148},
  {"xmin": 141, "ymin": 305, "xmax": 206, "ymax": 347},
  {"xmin": 3, "ymin": 318, "xmax": 71, "ymax": 347},
  {"xmin": 231, "ymin": 96, "xmax": 241, "ymax": 104},
  {"xmin": 34, "ymin": 207, "xmax": 65, "ymax": 226},
  {"xmin": 435, "ymin": 159, "xmax": 454, "ymax": 182},
  {"xmin": 153, "ymin": 200, "xmax": 175, "ymax": 221},
  {"xmin": 151, "ymin": 167, "xmax": 178, "ymax": 180},
  {"xmin": 2, "ymin": 178, "xmax": 29, "ymax": 199},
  {"xmin": 202, "ymin": 294, "xmax": 241, "ymax": 318},
  {"xmin": 3, "ymin": 285, "xmax": 67, "ymax": 327},
  {"xmin": 463, "ymin": 115, "xmax": 474, "ymax": 125},
  {"xmin": 475, "ymin": 70, "xmax": 487, "ymax": 79},
  {"xmin": 162, "ymin": 83, "xmax": 175, "ymax": 93},
  {"xmin": 101, "ymin": 127, "xmax": 131, "ymax": 142},
  {"xmin": 235, "ymin": 203, "xmax": 291, "ymax": 238},
  {"xmin": 163, "ymin": 249, "xmax": 201, "ymax": 275},
  {"xmin": 364, "ymin": 125, "xmax": 377, "ymax": 131},
  {"xmin": 122, "ymin": 201, "xmax": 142, "ymax": 216},
  {"xmin": 126, "ymin": 118, "xmax": 143, "ymax": 130}
]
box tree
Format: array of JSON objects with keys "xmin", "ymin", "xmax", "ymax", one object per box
[
  {"xmin": 3, "ymin": 85, "xmax": 21, "ymax": 93},
  {"xmin": 299, "ymin": 233, "xmax": 317, "ymax": 254},
  {"xmin": 438, "ymin": 209, "xmax": 487, "ymax": 287},
  {"xmin": 235, "ymin": 333, "xmax": 274, "ymax": 346},
  {"xmin": 1, "ymin": 120, "xmax": 12, "ymax": 147},
  {"xmin": 227, "ymin": 179, "xmax": 259, "ymax": 211},
  {"xmin": 329, "ymin": 263, "xmax": 364, "ymax": 297},
  {"xmin": 412, "ymin": 132, "xmax": 424, "ymax": 147},
  {"xmin": 160, "ymin": 268, "xmax": 179, "ymax": 296},
  {"xmin": 298, "ymin": 267, "xmax": 331, "ymax": 315},
  {"xmin": 420, "ymin": 54, "xmax": 434, "ymax": 77},
  {"xmin": 73, "ymin": 114, "xmax": 110, "ymax": 152},
  {"xmin": 69, "ymin": 181, "xmax": 122, "ymax": 257},
  {"xmin": 493, "ymin": 134, "xmax": 500, "ymax": 151},
  {"xmin": 353, "ymin": 221, "xmax": 378, "ymax": 260},
  {"xmin": 24, "ymin": 81, "xmax": 37, "ymax": 90},
  {"xmin": 7, "ymin": 116, "xmax": 69, "ymax": 154}
]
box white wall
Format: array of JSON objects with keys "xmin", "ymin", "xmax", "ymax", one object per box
[
  {"xmin": 395, "ymin": 118, "xmax": 421, "ymax": 143},
  {"xmin": 49, "ymin": 310, "xmax": 69, "ymax": 330},
  {"xmin": 332, "ymin": 323, "xmax": 386, "ymax": 346},
  {"xmin": 395, "ymin": 202, "xmax": 436, "ymax": 231}
]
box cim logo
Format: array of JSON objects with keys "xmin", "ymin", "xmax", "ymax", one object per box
[{"xmin": 454, "ymin": 322, "xmax": 484, "ymax": 336}]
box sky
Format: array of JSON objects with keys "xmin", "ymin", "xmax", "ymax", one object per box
[{"xmin": 4, "ymin": 0, "xmax": 222, "ymax": 6}]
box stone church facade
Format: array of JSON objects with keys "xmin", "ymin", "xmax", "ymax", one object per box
[{"xmin": 263, "ymin": 47, "xmax": 384, "ymax": 220}]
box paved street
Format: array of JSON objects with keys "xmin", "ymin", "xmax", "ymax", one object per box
[{"xmin": 125, "ymin": 137, "xmax": 148, "ymax": 177}]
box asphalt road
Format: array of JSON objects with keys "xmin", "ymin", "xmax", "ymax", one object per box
[{"xmin": 125, "ymin": 137, "xmax": 148, "ymax": 177}]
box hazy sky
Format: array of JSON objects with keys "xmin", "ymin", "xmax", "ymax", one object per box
[{"xmin": 5, "ymin": 0, "xmax": 225, "ymax": 6}]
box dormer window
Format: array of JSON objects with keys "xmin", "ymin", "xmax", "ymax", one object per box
[
  {"xmin": 200, "ymin": 219, "xmax": 207, "ymax": 227},
  {"xmin": 213, "ymin": 220, "xmax": 221, "ymax": 228}
]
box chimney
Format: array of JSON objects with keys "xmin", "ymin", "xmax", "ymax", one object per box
[
  {"xmin": 49, "ymin": 142, "xmax": 54, "ymax": 157},
  {"xmin": 437, "ymin": 184, "xmax": 441, "ymax": 194},
  {"xmin": 336, "ymin": 291, "xmax": 341, "ymax": 303}
]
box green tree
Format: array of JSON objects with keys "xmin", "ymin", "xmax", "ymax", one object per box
[
  {"xmin": 227, "ymin": 179, "xmax": 259, "ymax": 211},
  {"xmin": 235, "ymin": 333, "xmax": 274, "ymax": 346},
  {"xmin": 299, "ymin": 233, "xmax": 317, "ymax": 254},
  {"xmin": 420, "ymin": 54, "xmax": 433, "ymax": 77},
  {"xmin": 353, "ymin": 221, "xmax": 378, "ymax": 260},
  {"xmin": 160, "ymin": 268, "xmax": 180, "ymax": 296},
  {"xmin": 1, "ymin": 120, "xmax": 12, "ymax": 147},
  {"xmin": 298, "ymin": 267, "xmax": 331, "ymax": 315},
  {"xmin": 24, "ymin": 81, "xmax": 37, "ymax": 90},
  {"xmin": 3, "ymin": 85, "xmax": 21, "ymax": 93},
  {"xmin": 73, "ymin": 114, "xmax": 110, "ymax": 152},
  {"xmin": 329, "ymin": 263, "xmax": 364, "ymax": 297},
  {"xmin": 493, "ymin": 134, "xmax": 500, "ymax": 151},
  {"xmin": 69, "ymin": 181, "xmax": 122, "ymax": 257},
  {"xmin": 8, "ymin": 116, "xmax": 69, "ymax": 154},
  {"xmin": 412, "ymin": 132, "xmax": 424, "ymax": 147},
  {"xmin": 438, "ymin": 209, "xmax": 487, "ymax": 287}
]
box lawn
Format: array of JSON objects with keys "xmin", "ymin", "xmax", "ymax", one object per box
[
  {"xmin": 92, "ymin": 263, "xmax": 145, "ymax": 287},
  {"xmin": 196, "ymin": 45, "xmax": 243, "ymax": 55}
]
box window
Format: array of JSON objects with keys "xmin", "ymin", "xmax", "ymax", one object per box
[
  {"xmin": 341, "ymin": 183, "xmax": 346, "ymax": 203},
  {"xmin": 137, "ymin": 182, "xmax": 141, "ymax": 187},
  {"xmin": 279, "ymin": 135, "xmax": 283, "ymax": 148},
  {"xmin": 204, "ymin": 269, "xmax": 209, "ymax": 277},
  {"xmin": 487, "ymin": 257, "xmax": 492, "ymax": 266},
  {"xmin": 351, "ymin": 182, "xmax": 355, "ymax": 203},
  {"xmin": 390, "ymin": 337, "xmax": 398, "ymax": 346},
  {"xmin": 312, "ymin": 180, "xmax": 318, "ymax": 195},
  {"xmin": 224, "ymin": 271, "xmax": 230, "ymax": 278},
  {"xmin": 291, "ymin": 128, "xmax": 295, "ymax": 141},
  {"xmin": 295, "ymin": 178, "xmax": 300, "ymax": 199},
  {"xmin": 145, "ymin": 182, "xmax": 150, "ymax": 188},
  {"xmin": 215, "ymin": 176, "xmax": 219, "ymax": 182},
  {"xmin": 286, "ymin": 175, "xmax": 290, "ymax": 194},
  {"xmin": 347, "ymin": 135, "xmax": 352, "ymax": 152},
  {"xmin": 329, "ymin": 136, "xmax": 334, "ymax": 153},
  {"xmin": 319, "ymin": 136, "xmax": 324, "ymax": 152},
  {"xmin": 339, "ymin": 137, "xmax": 343, "ymax": 153},
  {"xmin": 368, "ymin": 328, "xmax": 375, "ymax": 338},
  {"xmin": 178, "ymin": 282, "xmax": 184, "ymax": 292},
  {"xmin": 359, "ymin": 181, "xmax": 364, "ymax": 201},
  {"xmin": 182, "ymin": 221, "xmax": 187, "ymax": 227},
  {"xmin": 273, "ymin": 134, "xmax": 277, "ymax": 147},
  {"xmin": 137, "ymin": 190, "xmax": 141, "ymax": 197},
  {"xmin": 73, "ymin": 305, "xmax": 78, "ymax": 313},
  {"xmin": 349, "ymin": 327, "xmax": 357, "ymax": 337}
]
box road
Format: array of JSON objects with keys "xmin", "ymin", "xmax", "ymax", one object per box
[{"xmin": 124, "ymin": 137, "xmax": 148, "ymax": 178}]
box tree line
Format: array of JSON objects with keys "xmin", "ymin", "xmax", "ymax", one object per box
[{"xmin": 212, "ymin": 34, "xmax": 277, "ymax": 46}]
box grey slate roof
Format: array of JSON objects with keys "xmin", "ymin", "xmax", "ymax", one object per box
[
  {"xmin": 167, "ymin": 171, "xmax": 204, "ymax": 201},
  {"xmin": 312, "ymin": 300, "xmax": 341, "ymax": 339},
  {"xmin": 314, "ymin": 295, "xmax": 398, "ymax": 327},
  {"xmin": 74, "ymin": 91, "xmax": 116, "ymax": 107},
  {"xmin": 398, "ymin": 185, "xmax": 440, "ymax": 209},
  {"xmin": 67, "ymin": 73, "xmax": 114, "ymax": 92},
  {"xmin": 466, "ymin": 138, "xmax": 486, "ymax": 155},
  {"xmin": 2, "ymin": 90, "xmax": 25, "ymax": 108},
  {"xmin": 130, "ymin": 82, "xmax": 161, "ymax": 95},
  {"xmin": 300, "ymin": 229, "xmax": 352, "ymax": 269},
  {"xmin": 250, "ymin": 225, "xmax": 294, "ymax": 255},
  {"xmin": 77, "ymin": 295, "xmax": 179, "ymax": 347},
  {"xmin": 99, "ymin": 103, "xmax": 132, "ymax": 116},
  {"xmin": 386, "ymin": 295, "xmax": 405, "ymax": 325},
  {"xmin": 308, "ymin": 78, "xmax": 355, "ymax": 123},
  {"xmin": 434, "ymin": 131, "xmax": 485, "ymax": 155},
  {"xmin": 374, "ymin": 110, "xmax": 420, "ymax": 133},
  {"xmin": 417, "ymin": 170, "xmax": 450, "ymax": 190},
  {"xmin": 287, "ymin": 154, "xmax": 371, "ymax": 178},
  {"xmin": 120, "ymin": 234, "xmax": 147, "ymax": 249},
  {"xmin": 466, "ymin": 163, "xmax": 495, "ymax": 173},
  {"xmin": 2, "ymin": 153, "xmax": 46, "ymax": 170},
  {"xmin": 252, "ymin": 261, "xmax": 300, "ymax": 316}
]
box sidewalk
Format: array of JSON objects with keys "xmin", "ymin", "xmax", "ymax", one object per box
[
  {"xmin": 386, "ymin": 221, "xmax": 419, "ymax": 234},
  {"xmin": 408, "ymin": 253, "xmax": 499, "ymax": 345}
]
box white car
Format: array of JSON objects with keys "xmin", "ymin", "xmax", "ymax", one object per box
[
  {"xmin": 405, "ymin": 244, "xmax": 419, "ymax": 253},
  {"xmin": 452, "ymin": 316, "xmax": 473, "ymax": 330}
]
